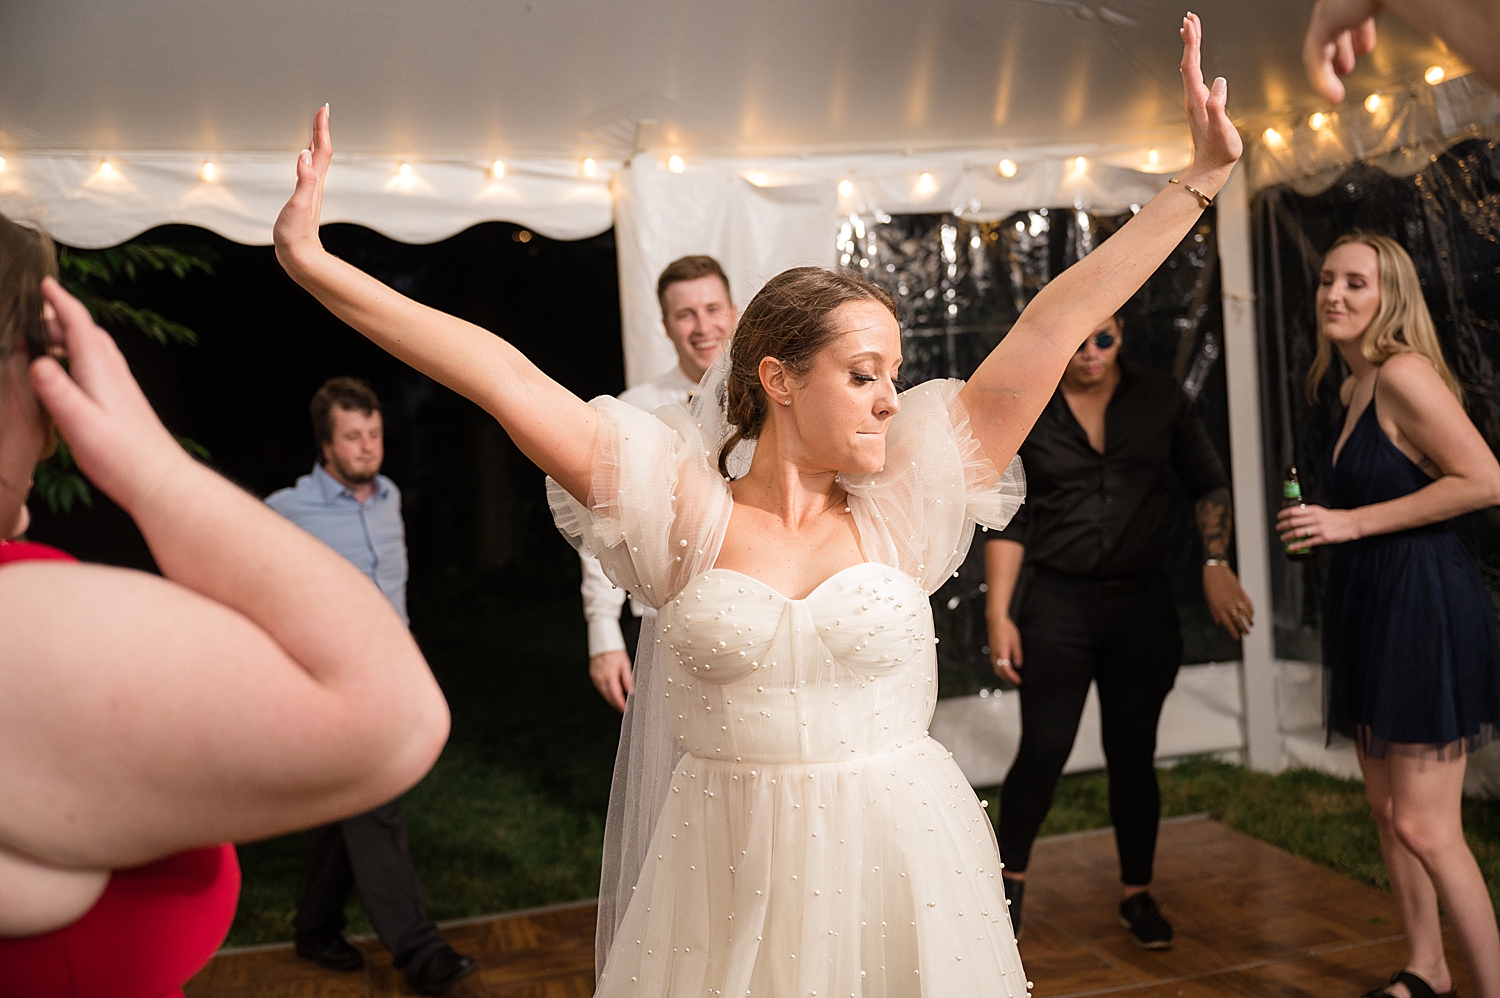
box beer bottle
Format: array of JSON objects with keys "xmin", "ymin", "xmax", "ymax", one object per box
[{"xmin": 1282, "ymin": 465, "xmax": 1314, "ymax": 561}]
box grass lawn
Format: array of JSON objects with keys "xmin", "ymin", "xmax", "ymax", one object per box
[{"xmin": 225, "ymin": 579, "xmax": 1500, "ymax": 946}]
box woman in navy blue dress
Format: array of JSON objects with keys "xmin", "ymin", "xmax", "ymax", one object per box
[{"xmin": 1278, "ymin": 233, "xmax": 1500, "ymax": 998}]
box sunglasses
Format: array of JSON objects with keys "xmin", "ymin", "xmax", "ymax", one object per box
[{"xmin": 1076, "ymin": 331, "xmax": 1116, "ymax": 352}]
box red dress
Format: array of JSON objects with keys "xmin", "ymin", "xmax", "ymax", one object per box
[{"xmin": 0, "ymin": 541, "xmax": 241, "ymax": 998}]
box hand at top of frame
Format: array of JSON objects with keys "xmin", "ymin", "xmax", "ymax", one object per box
[
  {"xmin": 1178, "ymin": 12, "xmax": 1242, "ymax": 193},
  {"xmin": 1303, "ymin": 0, "xmax": 1382, "ymax": 104},
  {"xmin": 29, "ymin": 278, "xmax": 191, "ymax": 515},
  {"xmin": 273, "ymin": 104, "xmax": 333, "ymax": 272}
]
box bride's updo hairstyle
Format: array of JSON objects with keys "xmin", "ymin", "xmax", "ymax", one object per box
[
  {"xmin": 0, "ymin": 213, "xmax": 59, "ymax": 376},
  {"xmin": 718, "ymin": 267, "xmax": 896, "ymax": 478}
]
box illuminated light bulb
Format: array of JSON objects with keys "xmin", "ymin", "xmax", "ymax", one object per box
[
  {"xmin": 200, "ymin": 161, "xmax": 216, "ymax": 182},
  {"xmin": 1424, "ymin": 65, "xmax": 1445, "ymax": 85},
  {"xmin": 1147, "ymin": 148, "xmax": 1160, "ymax": 166},
  {"xmin": 838, "ymin": 179, "xmax": 854, "ymax": 198},
  {"xmin": 997, "ymin": 159, "xmax": 1017, "ymax": 178},
  {"xmin": 667, "ymin": 155, "xmax": 685, "ymax": 173},
  {"xmin": 1308, "ymin": 111, "xmax": 1329, "ymax": 130},
  {"xmin": 0, "ymin": 154, "xmax": 6, "ymax": 174},
  {"xmin": 491, "ymin": 160, "xmax": 506, "ymax": 179},
  {"xmin": 398, "ymin": 162, "xmax": 412, "ymax": 177},
  {"xmin": 1364, "ymin": 93, "xmax": 1383, "ymax": 113},
  {"xmin": 915, "ymin": 172, "xmax": 937, "ymax": 196},
  {"xmin": 1072, "ymin": 156, "xmax": 1087, "ymax": 173},
  {"xmin": 750, "ymin": 170, "xmax": 768, "ymax": 187},
  {"xmin": 1263, "ymin": 127, "xmax": 1286, "ymax": 149},
  {"xmin": 98, "ymin": 160, "xmax": 117, "ymax": 180},
  {"xmin": 582, "ymin": 157, "xmax": 597, "ymax": 177}
]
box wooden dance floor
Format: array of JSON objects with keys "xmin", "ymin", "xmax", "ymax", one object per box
[{"xmin": 186, "ymin": 816, "xmax": 1473, "ymax": 997}]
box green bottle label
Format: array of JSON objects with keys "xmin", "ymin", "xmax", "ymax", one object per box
[{"xmin": 1283, "ymin": 480, "xmax": 1302, "ymax": 500}]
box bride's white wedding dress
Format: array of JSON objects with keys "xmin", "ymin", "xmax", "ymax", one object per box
[{"xmin": 550, "ymin": 378, "xmax": 1029, "ymax": 997}]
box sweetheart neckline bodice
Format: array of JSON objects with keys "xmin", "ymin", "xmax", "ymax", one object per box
[{"xmin": 699, "ymin": 562, "xmax": 919, "ymax": 604}]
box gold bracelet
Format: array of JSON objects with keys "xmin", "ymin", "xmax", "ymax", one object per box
[{"xmin": 1169, "ymin": 177, "xmax": 1214, "ymax": 209}]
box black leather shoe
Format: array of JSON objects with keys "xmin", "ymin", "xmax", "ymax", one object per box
[
  {"xmin": 406, "ymin": 946, "xmax": 479, "ymax": 995},
  {"xmin": 1002, "ymin": 876, "xmax": 1026, "ymax": 939},
  {"xmin": 294, "ymin": 933, "xmax": 364, "ymax": 971},
  {"xmin": 1119, "ymin": 892, "xmax": 1173, "ymax": 950}
]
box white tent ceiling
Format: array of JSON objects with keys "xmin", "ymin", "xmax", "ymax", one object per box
[{"xmin": 1, "ymin": 0, "xmax": 1458, "ymax": 162}]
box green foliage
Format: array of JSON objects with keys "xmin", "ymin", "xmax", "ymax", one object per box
[
  {"xmin": 28, "ymin": 243, "xmax": 215, "ymax": 516},
  {"xmin": 30, "ymin": 440, "xmax": 91, "ymax": 514},
  {"xmin": 57, "ymin": 244, "xmax": 215, "ymax": 347}
]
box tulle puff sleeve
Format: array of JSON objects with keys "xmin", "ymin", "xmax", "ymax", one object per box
[
  {"xmin": 841, "ymin": 379, "xmax": 1025, "ymax": 593},
  {"xmin": 547, "ymin": 397, "xmax": 731, "ymax": 609}
]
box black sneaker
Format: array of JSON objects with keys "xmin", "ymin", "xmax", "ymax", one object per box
[
  {"xmin": 1119, "ymin": 892, "xmax": 1173, "ymax": 950},
  {"xmin": 1002, "ymin": 877, "xmax": 1025, "ymax": 938}
]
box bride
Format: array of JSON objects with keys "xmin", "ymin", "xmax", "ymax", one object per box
[{"xmin": 273, "ymin": 14, "xmax": 1238, "ymax": 994}]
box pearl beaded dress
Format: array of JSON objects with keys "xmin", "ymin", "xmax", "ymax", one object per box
[{"xmin": 549, "ymin": 379, "xmax": 1028, "ymax": 997}]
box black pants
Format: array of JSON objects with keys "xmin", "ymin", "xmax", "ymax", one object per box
[
  {"xmin": 621, "ymin": 605, "xmax": 642, "ymax": 662},
  {"xmin": 999, "ymin": 571, "xmax": 1182, "ymax": 886},
  {"xmin": 292, "ymin": 797, "xmax": 444, "ymax": 970}
]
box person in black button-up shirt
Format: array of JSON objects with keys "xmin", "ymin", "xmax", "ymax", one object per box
[{"xmin": 983, "ymin": 314, "xmax": 1253, "ymax": 950}]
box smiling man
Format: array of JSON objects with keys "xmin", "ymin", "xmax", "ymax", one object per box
[{"xmin": 581, "ymin": 256, "xmax": 738, "ymax": 711}]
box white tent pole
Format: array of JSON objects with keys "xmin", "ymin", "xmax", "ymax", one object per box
[{"xmin": 1217, "ymin": 166, "xmax": 1280, "ymax": 773}]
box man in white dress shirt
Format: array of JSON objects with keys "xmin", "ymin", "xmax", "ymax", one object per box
[{"xmin": 584, "ymin": 255, "xmax": 737, "ymax": 710}]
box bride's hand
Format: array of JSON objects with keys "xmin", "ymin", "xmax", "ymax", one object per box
[
  {"xmin": 1178, "ymin": 12, "xmax": 1242, "ymax": 190},
  {"xmin": 273, "ymin": 104, "xmax": 333, "ymax": 273}
]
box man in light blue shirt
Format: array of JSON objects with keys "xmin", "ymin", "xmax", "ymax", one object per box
[
  {"xmin": 265, "ymin": 377, "xmax": 475, "ymax": 995},
  {"xmin": 266, "ymin": 444, "xmax": 408, "ymax": 625}
]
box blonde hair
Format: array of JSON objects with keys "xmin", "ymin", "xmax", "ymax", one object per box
[{"xmin": 1306, "ymin": 232, "xmax": 1462, "ymax": 405}]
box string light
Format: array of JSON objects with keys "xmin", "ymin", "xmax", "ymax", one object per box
[
  {"xmin": 96, "ymin": 159, "xmax": 117, "ymax": 180},
  {"xmin": 997, "ymin": 159, "xmax": 1017, "ymax": 178},
  {"xmin": 1424, "ymin": 65, "xmax": 1445, "ymax": 85},
  {"xmin": 491, "ymin": 160, "xmax": 505, "ymax": 178},
  {"xmin": 582, "ymin": 157, "xmax": 597, "ymax": 178},
  {"xmin": 1364, "ymin": 93, "xmax": 1383, "ymax": 113},
  {"xmin": 1262, "ymin": 128, "xmax": 1286, "ymax": 150},
  {"xmin": 915, "ymin": 172, "xmax": 937, "ymax": 196},
  {"xmin": 1147, "ymin": 148, "xmax": 1160, "ymax": 166},
  {"xmin": 667, "ymin": 155, "xmax": 685, "ymax": 173},
  {"xmin": 199, "ymin": 161, "xmax": 217, "ymax": 182},
  {"xmin": 397, "ymin": 162, "xmax": 412, "ymax": 177},
  {"xmin": 838, "ymin": 179, "xmax": 854, "ymax": 197},
  {"xmin": 1070, "ymin": 156, "xmax": 1088, "ymax": 175},
  {"xmin": 749, "ymin": 170, "xmax": 767, "ymax": 187},
  {"xmin": 1308, "ymin": 111, "xmax": 1330, "ymax": 130}
]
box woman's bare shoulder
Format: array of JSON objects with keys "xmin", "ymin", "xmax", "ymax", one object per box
[{"xmin": 1378, "ymin": 353, "xmax": 1453, "ymax": 414}]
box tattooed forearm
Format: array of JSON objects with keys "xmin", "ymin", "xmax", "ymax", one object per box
[{"xmin": 1195, "ymin": 487, "xmax": 1233, "ymax": 559}]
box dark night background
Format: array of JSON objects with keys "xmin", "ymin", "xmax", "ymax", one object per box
[{"xmin": 30, "ymin": 221, "xmax": 622, "ymax": 590}]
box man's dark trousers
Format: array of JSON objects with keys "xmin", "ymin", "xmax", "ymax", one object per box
[{"xmin": 292, "ymin": 797, "xmax": 445, "ymax": 970}]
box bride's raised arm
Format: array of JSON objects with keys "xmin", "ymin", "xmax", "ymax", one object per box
[
  {"xmin": 273, "ymin": 105, "xmax": 599, "ymax": 503},
  {"xmin": 959, "ymin": 12, "xmax": 1242, "ymax": 467}
]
